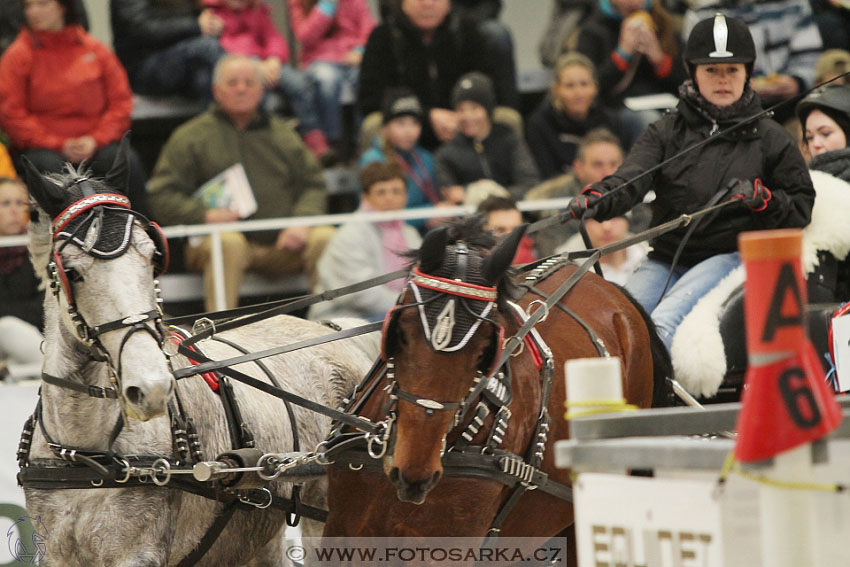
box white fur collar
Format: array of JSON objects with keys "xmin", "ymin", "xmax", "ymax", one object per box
[{"xmin": 671, "ymin": 171, "xmax": 850, "ymax": 398}]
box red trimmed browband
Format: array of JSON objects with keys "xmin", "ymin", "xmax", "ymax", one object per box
[
  {"xmin": 51, "ymin": 194, "xmax": 131, "ymax": 235},
  {"xmin": 411, "ymin": 267, "xmax": 498, "ymax": 301}
]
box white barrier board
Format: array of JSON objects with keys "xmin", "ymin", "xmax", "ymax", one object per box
[
  {"xmin": 0, "ymin": 383, "xmax": 40, "ymax": 566},
  {"xmin": 574, "ymin": 473, "xmax": 762, "ymax": 567}
]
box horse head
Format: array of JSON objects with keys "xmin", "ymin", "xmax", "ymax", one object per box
[
  {"xmin": 381, "ymin": 218, "xmax": 525, "ymax": 503},
  {"xmin": 21, "ymin": 138, "xmax": 174, "ymax": 421}
]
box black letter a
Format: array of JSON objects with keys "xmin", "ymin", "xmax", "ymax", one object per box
[{"xmin": 762, "ymin": 263, "xmax": 803, "ymax": 342}]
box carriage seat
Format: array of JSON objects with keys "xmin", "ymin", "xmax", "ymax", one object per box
[{"xmin": 671, "ymin": 264, "xmax": 840, "ymax": 403}]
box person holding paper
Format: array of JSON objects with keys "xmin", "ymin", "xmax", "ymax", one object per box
[{"xmin": 148, "ymin": 54, "xmax": 332, "ymax": 311}]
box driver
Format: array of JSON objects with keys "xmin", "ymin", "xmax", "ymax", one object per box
[{"xmin": 569, "ymin": 13, "xmax": 815, "ymax": 353}]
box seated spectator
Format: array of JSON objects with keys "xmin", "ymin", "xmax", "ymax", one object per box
[
  {"xmin": 203, "ymin": 0, "xmax": 332, "ymax": 160},
  {"xmin": 0, "ymin": 0, "xmax": 150, "ymax": 217},
  {"xmin": 557, "ymin": 216, "xmax": 648, "ymax": 285},
  {"xmin": 683, "ymin": 0, "xmax": 823, "ymax": 123},
  {"xmin": 288, "ymin": 0, "xmax": 376, "ymax": 153},
  {"xmin": 359, "ymin": 88, "xmax": 442, "ymax": 231},
  {"xmin": 110, "ymin": 0, "xmax": 225, "ymax": 100},
  {"xmin": 526, "ymin": 128, "xmax": 626, "ymax": 256},
  {"xmin": 309, "ymin": 161, "xmax": 421, "ymax": 322},
  {"xmin": 576, "ymin": 0, "xmax": 686, "ymax": 132},
  {"xmin": 0, "ymin": 177, "xmax": 43, "ymax": 381},
  {"xmin": 526, "ymin": 52, "xmax": 637, "ymax": 180},
  {"xmin": 476, "ymin": 195, "xmax": 537, "ymax": 264},
  {"xmin": 451, "ymin": 0, "xmax": 519, "ymax": 109},
  {"xmin": 816, "ymin": 49, "xmax": 850, "ymax": 86},
  {"xmin": 1, "ymin": 0, "xmax": 86, "ymax": 55},
  {"xmin": 0, "ymin": 141, "xmax": 15, "ymax": 178},
  {"xmin": 358, "ymin": 0, "xmax": 507, "ymax": 150},
  {"xmin": 435, "ymin": 72, "xmax": 539, "ymax": 201},
  {"xmin": 148, "ymin": 55, "xmax": 333, "ymax": 311}
]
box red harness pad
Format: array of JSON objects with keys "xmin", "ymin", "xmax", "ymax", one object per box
[{"xmin": 167, "ymin": 333, "xmax": 219, "ymax": 393}]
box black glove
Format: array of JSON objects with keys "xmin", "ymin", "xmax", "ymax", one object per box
[
  {"xmin": 569, "ymin": 186, "xmax": 603, "ymax": 220},
  {"xmin": 730, "ymin": 178, "xmax": 772, "ymax": 212}
]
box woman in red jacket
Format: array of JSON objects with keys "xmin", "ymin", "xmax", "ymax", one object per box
[{"xmin": 0, "ymin": 0, "xmax": 149, "ymax": 216}]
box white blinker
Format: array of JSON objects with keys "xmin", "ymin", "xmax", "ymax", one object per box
[
  {"xmin": 710, "ymin": 14, "xmax": 733, "ymax": 58},
  {"xmin": 82, "ymin": 215, "xmax": 102, "ymax": 252},
  {"xmin": 432, "ymin": 299, "xmax": 456, "ymax": 351}
]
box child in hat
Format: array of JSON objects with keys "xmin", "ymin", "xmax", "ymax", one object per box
[
  {"xmin": 359, "ymin": 88, "xmax": 441, "ymax": 231},
  {"xmin": 435, "ymin": 72, "xmax": 540, "ymax": 201}
]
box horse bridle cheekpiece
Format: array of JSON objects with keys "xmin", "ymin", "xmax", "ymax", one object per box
[{"xmin": 46, "ymin": 178, "xmax": 170, "ymax": 389}]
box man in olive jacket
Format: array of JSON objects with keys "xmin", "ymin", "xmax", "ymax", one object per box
[{"xmin": 148, "ymin": 54, "xmax": 332, "ymax": 311}]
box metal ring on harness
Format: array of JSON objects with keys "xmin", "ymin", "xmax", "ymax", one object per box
[
  {"xmin": 503, "ymin": 336, "xmax": 525, "ymax": 358},
  {"xmin": 115, "ymin": 458, "xmax": 132, "ymax": 483},
  {"xmin": 151, "ymin": 458, "xmax": 172, "ymax": 486},
  {"xmin": 256, "ymin": 454, "xmax": 282, "ymax": 481},
  {"xmin": 526, "ymin": 300, "xmax": 550, "ymax": 323}
]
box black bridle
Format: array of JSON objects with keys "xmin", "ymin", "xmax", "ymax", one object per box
[{"xmin": 41, "ymin": 186, "xmax": 168, "ymax": 403}]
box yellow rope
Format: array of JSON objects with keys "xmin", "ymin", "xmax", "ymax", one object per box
[
  {"xmin": 718, "ymin": 452, "xmax": 845, "ymax": 493},
  {"xmin": 563, "ymin": 398, "xmax": 638, "ymax": 420}
]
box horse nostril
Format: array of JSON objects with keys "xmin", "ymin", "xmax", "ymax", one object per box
[
  {"xmin": 431, "ymin": 470, "xmax": 442, "ymax": 485},
  {"xmin": 389, "ymin": 467, "xmax": 401, "ymax": 484},
  {"xmin": 124, "ymin": 386, "xmax": 145, "ymax": 406}
]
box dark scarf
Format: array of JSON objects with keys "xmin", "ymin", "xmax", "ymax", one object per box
[
  {"xmin": 678, "ymin": 79, "xmax": 756, "ymax": 123},
  {"xmin": 810, "ymin": 147, "xmax": 850, "ymax": 184}
]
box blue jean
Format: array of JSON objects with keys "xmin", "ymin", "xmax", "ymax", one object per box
[
  {"xmin": 134, "ymin": 36, "xmax": 224, "ymax": 100},
  {"xmin": 305, "ymin": 61, "xmax": 360, "ymax": 142},
  {"xmin": 625, "ymin": 252, "xmax": 742, "ymax": 352},
  {"xmin": 276, "ymin": 65, "xmax": 323, "ymax": 134}
]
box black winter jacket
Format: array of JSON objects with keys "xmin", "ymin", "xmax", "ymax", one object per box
[
  {"xmin": 576, "ymin": 10, "xmax": 686, "ymax": 105},
  {"xmin": 435, "ymin": 123, "xmax": 540, "ymax": 200},
  {"xmin": 358, "ymin": 12, "xmax": 491, "ymax": 150},
  {"xmin": 526, "ymin": 97, "xmax": 635, "ymax": 179},
  {"xmin": 591, "ymin": 95, "xmax": 815, "ymax": 267},
  {"xmin": 110, "ymin": 0, "xmax": 202, "ymax": 86},
  {"xmin": 0, "ymin": 252, "xmax": 43, "ymax": 332}
]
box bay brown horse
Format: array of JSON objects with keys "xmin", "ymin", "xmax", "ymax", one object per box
[{"xmin": 322, "ymin": 219, "xmax": 671, "ymax": 562}]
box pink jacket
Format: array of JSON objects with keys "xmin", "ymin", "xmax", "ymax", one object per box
[
  {"xmin": 205, "ymin": 0, "xmax": 290, "ymax": 62},
  {"xmin": 287, "ymin": 0, "xmax": 375, "ymax": 67}
]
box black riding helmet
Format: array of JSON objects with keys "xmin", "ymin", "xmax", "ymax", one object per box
[
  {"xmin": 684, "ymin": 13, "xmax": 756, "ymax": 77},
  {"xmin": 796, "ymin": 84, "xmax": 850, "ymax": 137}
]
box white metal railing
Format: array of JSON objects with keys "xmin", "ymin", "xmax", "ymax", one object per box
[{"xmin": 0, "ymin": 198, "xmax": 576, "ymax": 310}]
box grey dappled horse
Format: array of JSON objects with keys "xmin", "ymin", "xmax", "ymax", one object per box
[{"xmin": 18, "ymin": 143, "xmax": 375, "ymax": 566}]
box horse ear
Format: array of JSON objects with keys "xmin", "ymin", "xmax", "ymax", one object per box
[
  {"xmin": 482, "ymin": 224, "xmax": 527, "ymax": 285},
  {"xmin": 103, "ymin": 133, "xmax": 132, "ymax": 194},
  {"xmin": 418, "ymin": 226, "xmax": 449, "ymax": 274},
  {"xmin": 19, "ymin": 155, "xmax": 67, "ymax": 219}
]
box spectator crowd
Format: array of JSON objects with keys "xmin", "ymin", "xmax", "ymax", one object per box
[{"xmin": 2, "ymin": 0, "xmax": 850, "ymax": 380}]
